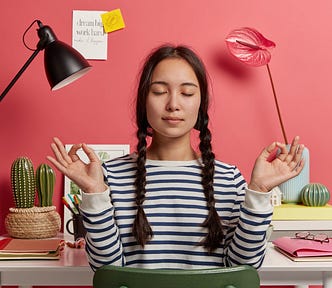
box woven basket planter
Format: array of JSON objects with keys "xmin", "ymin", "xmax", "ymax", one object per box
[{"xmin": 5, "ymin": 206, "xmax": 61, "ymax": 239}]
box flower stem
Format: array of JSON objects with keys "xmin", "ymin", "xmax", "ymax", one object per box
[{"xmin": 266, "ymin": 63, "xmax": 288, "ymax": 144}]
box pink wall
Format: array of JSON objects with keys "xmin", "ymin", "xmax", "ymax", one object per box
[{"xmin": 0, "ymin": 1, "xmax": 330, "ymax": 287}]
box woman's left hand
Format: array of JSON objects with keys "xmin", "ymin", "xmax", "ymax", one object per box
[{"xmin": 248, "ymin": 136, "xmax": 305, "ymax": 192}]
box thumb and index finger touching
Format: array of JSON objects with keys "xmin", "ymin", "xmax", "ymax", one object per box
[{"xmin": 46, "ymin": 137, "xmax": 99, "ymax": 173}]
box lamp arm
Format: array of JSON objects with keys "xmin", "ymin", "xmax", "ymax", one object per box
[{"xmin": 0, "ymin": 47, "xmax": 41, "ymax": 102}]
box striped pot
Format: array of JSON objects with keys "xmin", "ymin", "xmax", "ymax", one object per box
[
  {"xmin": 300, "ymin": 183, "xmax": 330, "ymax": 207},
  {"xmin": 279, "ymin": 146, "xmax": 310, "ymax": 203}
]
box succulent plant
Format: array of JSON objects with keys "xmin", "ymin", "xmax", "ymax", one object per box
[
  {"xmin": 36, "ymin": 163, "xmax": 56, "ymax": 207},
  {"xmin": 300, "ymin": 183, "xmax": 330, "ymax": 207},
  {"xmin": 11, "ymin": 157, "xmax": 36, "ymax": 208}
]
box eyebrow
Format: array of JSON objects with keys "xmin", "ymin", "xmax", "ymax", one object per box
[{"xmin": 150, "ymin": 81, "xmax": 198, "ymax": 88}]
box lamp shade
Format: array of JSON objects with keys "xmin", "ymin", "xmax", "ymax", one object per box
[
  {"xmin": 0, "ymin": 20, "xmax": 91, "ymax": 102},
  {"xmin": 44, "ymin": 40, "xmax": 91, "ymax": 90}
]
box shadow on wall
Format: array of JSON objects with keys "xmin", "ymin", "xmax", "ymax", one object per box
[
  {"xmin": 0, "ymin": 177, "xmax": 12, "ymax": 234},
  {"xmin": 210, "ymin": 46, "xmax": 254, "ymax": 80}
]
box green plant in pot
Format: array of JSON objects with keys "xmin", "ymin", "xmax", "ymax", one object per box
[
  {"xmin": 5, "ymin": 157, "xmax": 61, "ymax": 239},
  {"xmin": 11, "ymin": 156, "xmax": 36, "ymax": 208},
  {"xmin": 36, "ymin": 163, "xmax": 56, "ymax": 207}
]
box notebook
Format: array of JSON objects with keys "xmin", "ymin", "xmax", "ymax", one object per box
[
  {"xmin": 0, "ymin": 238, "xmax": 62, "ymax": 260},
  {"xmin": 273, "ymin": 236, "xmax": 332, "ymax": 262}
]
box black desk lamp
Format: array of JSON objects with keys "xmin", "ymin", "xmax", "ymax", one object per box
[{"xmin": 0, "ymin": 20, "xmax": 91, "ymax": 102}]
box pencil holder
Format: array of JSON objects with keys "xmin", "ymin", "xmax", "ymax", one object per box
[
  {"xmin": 66, "ymin": 213, "xmax": 86, "ymax": 240},
  {"xmin": 5, "ymin": 206, "xmax": 61, "ymax": 239}
]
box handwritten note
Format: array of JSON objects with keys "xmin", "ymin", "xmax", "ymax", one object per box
[
  {"xmin": 101, "ymin": 9, "xmax": 125, "ymax": 33},
  {"xmin": 72, "ymin": 10, "xmax": 108, "ymax": 60}
]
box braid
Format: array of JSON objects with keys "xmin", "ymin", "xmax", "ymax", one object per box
[
  {"xmin": 132, "ymin": 128, "xmax": 153, "ymax": 246},
  {"xmin": 133, "ymin": 44, "xmax": 217, "ymax": 251},
  {"xmin": 199, "ymin": 118, "xmax": 224, "ymax": 253}
]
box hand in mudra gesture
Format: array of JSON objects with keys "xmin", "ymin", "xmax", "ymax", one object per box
[
  {"xmin": 248, "ymin": 136, "xmax": 305, "ymax": 192},
  {"xmin": 47, "ymin": 137, "xmax": 107, "ymax": 194}
]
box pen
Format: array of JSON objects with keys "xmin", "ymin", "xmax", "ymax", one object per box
[
  {"xmin": 62, "ymin": 197, "xmax": 77, "ymax": 215},
  {"xmin": 73, "ymin": 194, "xmax": 81, "ymax": 204},
  {"xmin": 72, "ymin": 194, "xmax": 80, "ymax": 213},
  {"xmin": 67, "ymin": 193, "xmax": 75, "ymax": 205},
  {"xmin": 67, "ymin": 193, "xmax": 79, "ymax": 213}
]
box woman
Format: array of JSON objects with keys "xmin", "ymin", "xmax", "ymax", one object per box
[{"xmin": 47, "ymin": 45, "xmax": 304, "ymax": 271}]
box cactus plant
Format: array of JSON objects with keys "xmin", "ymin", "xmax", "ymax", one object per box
[
  {"xmin": 300, "ymin": 183, "xmax": 330, "ymax": 207},
  {"xmin": 11, "ymin": 157, "xmax": 36, "ymax": 208},
  {"xmin": 36, "ymin": 163, "xmax": 56, "ymax": 207}
]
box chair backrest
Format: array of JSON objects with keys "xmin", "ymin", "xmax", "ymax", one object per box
[{"xmin": 93, "ymin": 265, "xmax": 260, "ymax": 288}]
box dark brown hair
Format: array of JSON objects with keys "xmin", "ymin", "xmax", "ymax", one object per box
[{"xmin": 133, "ymin": 44, "xmax": 223, "ymax": 252}]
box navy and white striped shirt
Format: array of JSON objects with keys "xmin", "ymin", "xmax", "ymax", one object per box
[{"xmin": 80, "ymin": 153, "xmax": 273, "ymax": 271}]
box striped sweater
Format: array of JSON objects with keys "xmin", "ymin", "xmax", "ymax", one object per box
[{"xmin": 80, "ymin": 153, "xmax": 273, "ymax": 271}]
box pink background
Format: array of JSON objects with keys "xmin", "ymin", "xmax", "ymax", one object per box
[{"xmin": 0, "ymin": 1, "xmax": 330, "ymax": 287}]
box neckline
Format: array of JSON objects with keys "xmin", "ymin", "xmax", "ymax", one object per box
[{"xmin": 146, "ymin": 157, "xmax": 203, "ymax": 167}]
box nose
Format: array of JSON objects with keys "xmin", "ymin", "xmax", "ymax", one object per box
[{"xmin": 165, "ymin": 92, "xmax": 180, "ymax": 112}]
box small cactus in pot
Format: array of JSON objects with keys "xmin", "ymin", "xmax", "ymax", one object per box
[
  {"xmin": 6, "ymin": 158, "xmax": 61, "ymax": 238},
  {"xmin": 36, "ymin": 163, "xmax": 55, "ymax": 207},
  {"xmin": 11, "ymin": 157, "xmax": 36, "ymax": 208}
]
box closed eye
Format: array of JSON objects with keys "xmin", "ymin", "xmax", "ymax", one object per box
[
  {"xmin": 182, "ymin": 92, "xmax": 194, "ymax": 96},
  {"xmin": 152, "ymin": 90, "xmax": 167, "ymax": 95}
]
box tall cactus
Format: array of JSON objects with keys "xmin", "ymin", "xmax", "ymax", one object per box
[
  {"xmin": 11, "ymin": 157, "xmax": 36, "ymax": 208},
  {"xmin": 36, "ymin": 163, "xmax": 55, "ymax": 207}
]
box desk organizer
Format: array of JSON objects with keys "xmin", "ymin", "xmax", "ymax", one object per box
[{"xmin": 5, "ymin": 206, "xmax": 61, "ymax": 239}]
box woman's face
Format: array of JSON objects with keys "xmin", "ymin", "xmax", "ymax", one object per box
[{"xmin": 146, "ymin": 58, "xmax": 201, "ymax": 140}]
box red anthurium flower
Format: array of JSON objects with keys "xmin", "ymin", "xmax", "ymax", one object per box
[
  {"xmin": 225, "ymin": 27, "xmax": 288, "ymax": 144},
  {"xmin": 225, "ymin": 27, "xmax": 276, "ymax": 67}
]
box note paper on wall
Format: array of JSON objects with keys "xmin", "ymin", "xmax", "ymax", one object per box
[{"xmin": 72, "ymin": 10, "xmax": 108, "ymax": 60}]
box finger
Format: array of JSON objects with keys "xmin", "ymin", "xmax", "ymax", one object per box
[
  {"xmin": 288, "ymin": 136, "xmax": 300, "ymax": 157},
  {"xmin": 50, "ymin": 141, "xmax": 68, "ymax": 167},
  {"xmin": 265, "ymin": 141, "xmax": 277, "ymax": 155},
  {"xmin": 288, "ymin": 144, "xmax": 305, "ymax": 168},
  {"xmin": 288, "ymin": 158, "xmax": 305, "ymax": 174},
  {"xmin": 295, "ymin": 159, "xmax": 305, "ymax": 173},
  {"xmin": 46, "ymin": 155, "xmax": 68, "ymax": 174},
  {"xmin": 81, "ymin": 143, "xmax": 100, "ymax": 163},
  {"xmin": 68, "ymin": 143, "xmax": 83, "ymax": 162},
  {"xmin": 53, "ymin": 137, "xmax": 73, "ymax": 164},
  {"xmin": 276, "ymin": 142, "xmax": 288, "ymax": 161}
]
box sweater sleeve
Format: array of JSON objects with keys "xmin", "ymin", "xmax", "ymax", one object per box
[
  {"xmin": 80, "ymin": 189, "xmax": 125, "ymax": 271},
  {"xmin": 225, "ymin": 185, "xmax": 273, "ymax": 269}
]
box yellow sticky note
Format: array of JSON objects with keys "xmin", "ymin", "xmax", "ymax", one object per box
[{"xmin": 101, "ymin": 9, "xmax": 125, "ymax": 33}]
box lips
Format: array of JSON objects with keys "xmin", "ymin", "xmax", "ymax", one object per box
[{"xmin": 162, "ymin": 116, "xmax": 184, "ymax": 124}]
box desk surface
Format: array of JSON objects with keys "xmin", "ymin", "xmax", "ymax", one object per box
[
  {"xmin": 1, "ymin": 243, "xmax": 332, "ymax": 287},
  {"xmin": 260, "ymin": 243, "xmax": 332, "ymax": 286}
]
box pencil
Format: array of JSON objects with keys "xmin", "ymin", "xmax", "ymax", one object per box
[
  {"xmin": 62, "ymin": 197, "xmax": 77, "ymax": 215},
  {"xmin": 67, "ymin": 193, "xmax": 79, "ymax": 212}
]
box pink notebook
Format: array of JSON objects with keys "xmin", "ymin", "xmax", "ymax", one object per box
[{"xmin": 273, "ymin": 236, "xmax": 332, "ymax": 257}]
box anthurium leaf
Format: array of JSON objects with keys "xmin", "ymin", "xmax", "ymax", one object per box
[{"xmin": 225, "ymin": 27, "xmax": 276, "ymax": 67}]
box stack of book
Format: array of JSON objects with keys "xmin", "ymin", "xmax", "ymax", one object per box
[{"xmin": 0, "ymin": 237, "xmax": 62, "ymax": 260}]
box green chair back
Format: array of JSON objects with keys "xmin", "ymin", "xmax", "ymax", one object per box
[{"xmin": 93, "ymin": 265, "xmax": 260, "ymax": 288}]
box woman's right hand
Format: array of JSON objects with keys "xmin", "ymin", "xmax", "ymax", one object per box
[{"xmin": 46, "ymin": 137, "xmax": 107, "ymax": 193}]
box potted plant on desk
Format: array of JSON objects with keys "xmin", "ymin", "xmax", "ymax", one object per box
[{"xmin": 5, "ymin": 157, "xmax": 61, "ymax": 238}]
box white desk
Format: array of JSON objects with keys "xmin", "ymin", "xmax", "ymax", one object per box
[
  {"xmin": 260, "ymin": 242, "xmax": 332, "ymax": 287},
  {"xmin": 1, "ymin": 243, "xmax": 332, "ymax": 288},
  {"xmin": 0, "ymin": 246, "xmax": 93, "ymax": 287}
]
